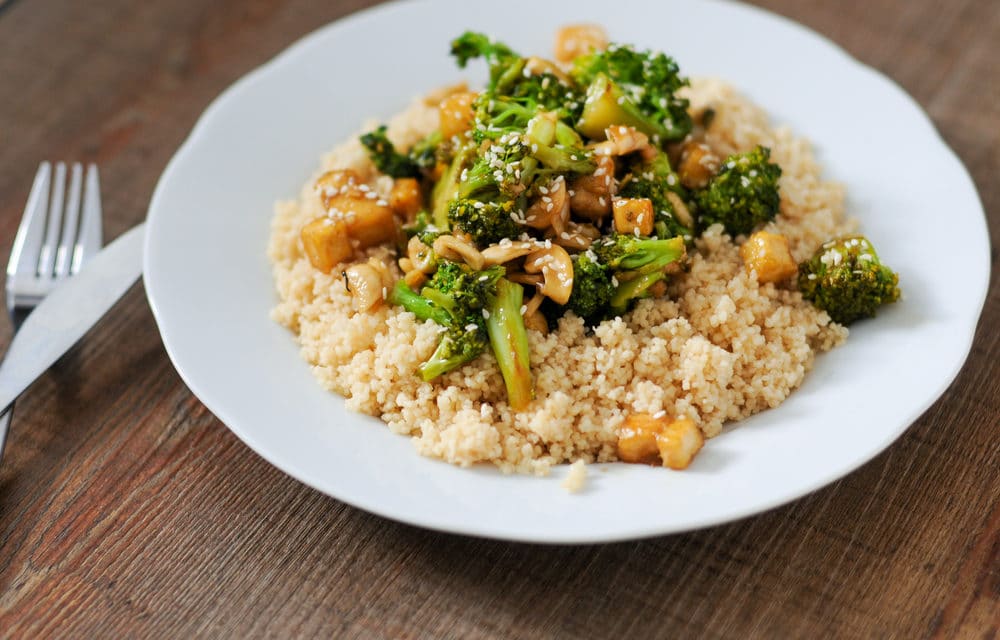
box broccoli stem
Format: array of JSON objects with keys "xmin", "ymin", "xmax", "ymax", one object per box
[
  {"xmin": 431, "ymin": 144, "xmax": 474, "ymax": 228},
  {"xmin": 609, "ymin": 272, "xmax": 664, "ymax": 313},
  {"xmin": 388, "ymin": 281, "xmax": 452, "ymax": 327},
  {"xmin": 485, "ymin": 279, "xmax": 533, "ymax": 410}
]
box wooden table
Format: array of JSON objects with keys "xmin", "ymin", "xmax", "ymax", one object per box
[{"xmin": 0, "ymin": 0, "xmax": 996, "ymax": 637}]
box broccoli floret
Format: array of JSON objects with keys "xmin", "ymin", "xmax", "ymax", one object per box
[
  {"xmin": 419, "ymin": 326, "xmax": 490, "ymax": 382},
  {"xmin": 592, "ymin": 234, "xmax": 686, "ymax": 273},
  {"xmin": 450, "ymin": 31, "xmax": 518, "ymax": 85},
  {"xmin": 619, "ymin": 154, "xmax": 693, "ymax": 239},
  {"xmin": 402, "ymin": 210, "xmax": 445, "ymax": 246},
  {"xmin": 359, "ymin": 125, "xmax": 421, "ymax": 178},
  {"xmin": 566, "ymin": 252, "xmax": 614, "ymax": 324},
  {"xmin": 571, "ymin": 44, "xmax": 691, "ymax": 142},
  {"xmin": 485, "ymin": 278, "xmax": 533, "ymax": 410},
  {"xmin": 469, "ymin": 98, "xmax": 595, "ymax": 183},
  {"xmin": 591, "ymin": 234, "xmax": 686, "ymax": 315},
  {"xmin": 798, "ymin": 235, "xmax": 900, "ymax": 325},
  {"xmin": 447, "ymin": 198, "xmax": 521, "ymax": 246},
  {"xmin": 694, "ymin": 145, "xmax": 782, "ymax": 236},
  {"xmin": 451, "ymin": 31, "xmax": 584, "ymax": 119},
  {"xmin": 408, "ymin": 130, "xmax": 444, "ymax": 170},
  {"xmin": 388, "ymin": 260, "xmax": 506, "ymax": 380},
  {"xmin": 452, "ymin": 99, "xmax": 594, "ymax": 225}
]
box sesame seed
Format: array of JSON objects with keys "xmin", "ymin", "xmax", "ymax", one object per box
[{"xmin": 482, "ymin": 309, "xmax": 491, "ymax": 319}]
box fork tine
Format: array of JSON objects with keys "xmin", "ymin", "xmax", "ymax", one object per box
[
  {"xmin": 72, "ymin": 164, "xmax": 103, "ymax": 274},
  {"xmin": 54, "ymin": 163, "xmax": 83, "ymax": 278},
  {"xmin": 37, "ymin": 162, "xmax": 67, "ymax": 278},
  {"xmin": 7, "ymin": 163, "xmax": 52, "ymax": 286}
]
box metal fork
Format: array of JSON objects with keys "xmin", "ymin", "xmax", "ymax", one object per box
[{"xmin": 0, "ymin": 162, "xmax": 103, "ymax": 459}]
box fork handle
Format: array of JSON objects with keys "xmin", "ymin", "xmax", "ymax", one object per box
[{"xmin": 0, "ymin": 402, "xmax": 12, "ymax": 462}]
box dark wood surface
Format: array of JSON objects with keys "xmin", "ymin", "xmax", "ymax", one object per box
[{"xmin": 0, "ymin": 1, "xmax": 997, "ymax": 637}]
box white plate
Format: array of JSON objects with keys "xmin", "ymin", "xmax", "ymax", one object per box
[{"xmin": 143, "ymin": 0, "xmax": 989, "ymax": 543}]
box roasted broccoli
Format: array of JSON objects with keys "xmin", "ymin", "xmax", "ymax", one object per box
[
  {"xmin": 566, "ymin": 252, "xmax": 615, "ymax": 324},
  {"xmin": 798, "ymin": 235, "xmax": 900, "ymax": 325},
  {"xmin": 619, "ymin": 154, "xmax": 693, "ymax": 239},
  {"xmin": 571, "ymin": 44, "xmax": 691, "ymax": 142},
  {"xmin": 694, "ymin": 145, "xmax": 782, "ymax": 236},
  {"xmin": 485, "ymin": 278, "xmax": 533, "ymax": 410},
  {"xmin": 388, "ymin": 260, "xmax": 506, "ymax": 380},
  {"xmin": 447, "ymin": 198, "xmax": 521, "ymax": 246},
  {"xmin": 359, "ymin": 125, "xmax": 422, "ymax": 179}
]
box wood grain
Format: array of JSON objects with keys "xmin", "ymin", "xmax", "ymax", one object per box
[{"xmin": 0, "ymin": 0, "xmax": 997, "ymax": 637}]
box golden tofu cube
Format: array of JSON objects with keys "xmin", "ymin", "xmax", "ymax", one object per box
[
  {"xmin": 655, "ymin": 417, "xmax": 704, "ymax": 470},
  {"xmin": 740, "ymin": 231, "xmax": 798, "ymax": 283},
  {"xmin": 300, "ymin": 217, "xmax": 352, "ymax": 273},
  {"xmin": 553, "ymin": 24, "xmax": 609, "ymax": 63},
  {"xmin": 677, "ymin": 143, "xmax": 720, "ymax": 190},
  {"xmin": 612, "ymin": 197, "xmax": 655, "ymax": 236},
  {"xmin": 616, "ymin": 413, "xmax": 663, "ymax": 465},
  {"xmin": 340, "ymin": 198, "xmax": 397, "ymax": 249},
  {"xmin": 439, "ymin": 91, "xmax": 477, "ymax": 139},
  {"xmin": 389, "ymin": 178, "xmax": 423, "ymax": 220},
  {"xmin": 315, "ymin": 169, "xmax": 363, "ymax": 210}
]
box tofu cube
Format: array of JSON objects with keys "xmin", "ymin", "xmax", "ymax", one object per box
[
  {"xmin": 612, "ymin": 197, "xmax": 655, "ymax": 236},
  {"xmin": 439, "ymin": 91, "xmax": 477, "ymax": 139},
  {"xmin": 389, "ymin": 178, "xmax": 423, "ymax": 220},
  {"xmin": 740, "ymin": 231, "xmax": 799, "ymax": 283},
  {"xmin": 655, "ymin": 417, "xmax": 704, "ymax": 470},
  {"xmin": 616, "ymin": 413, "xmax": 663, "ymax": 465},
  {"xmin": 300, "ymin": 217, "xmax": 352, "ymax": 273}
]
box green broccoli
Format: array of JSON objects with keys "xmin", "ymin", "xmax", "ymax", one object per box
[
  {"xmin": 359, "ymin": 125, "xmax": 422, "ymax": 178},
  {"xmin": 388, "ymin": 260, "xmax": 506, "ymax": 380},
  {"xmin": 566, "ymin": 252, "xmax": 615, "ymax": 325},
  {"xmin": 408, "ymin": 130, "xmax": 444, "ymax": 171},
  {"xmin": 419, "ymin": 327, "xmax": 491, "ymax": 382},
  {"xmin": 694, "ymin": 145, "xmax": 782, "ymax": 236},
  {"xmin": 451, "ymin": 31, "xmax": 584, "ymax": 120},
  {"xmin": 592, "ymin": 234, "xmax": 686, "ymax": 273},
  {"xmin": 387, "ymin": 279, "xmax": 451, "ymax": 327},
  {"xmin": 485, "ymin": 278, "xmax": 533, "ymax": 410},
  {"xmin": 468, "ymin": 97, "xmax": 595, "ymax": 188},
  {"xmin": 402, "ymin": 210, "xmax": 445, "ymax": 246},
  {"xmin": 447, "ymin": 198, "xmax": 522, "ymax": 246},
  {"xmin": 798, "ymin": 235, "xmax": 900, "ymax": 325},
  {"xmin": 619, "ymin": 154, "xmax": 693, "ymax": 239},
  {"xmin": 571, "ymin": 44, "xmax": 691, "ymax": 142},
  {"xmin": 450, "ymin": 31, "xmax": 519, "ymax": 89},
  {"xmin": 608, "ymin": 271, "xmax": 668, "ymax": 315},
  {"xmin": 592, "ymin": 234, "xmax": 686, "ymax": 315}
]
